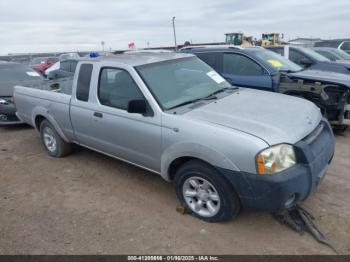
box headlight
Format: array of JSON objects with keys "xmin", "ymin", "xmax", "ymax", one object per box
[{"xmin": 256, "ymin": 144, "xmax": 296, "ymax": 175}]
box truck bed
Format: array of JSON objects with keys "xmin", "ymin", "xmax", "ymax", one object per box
[{"xmin": 14, "ymin": 77, "xmax": 74, "ymax": 138}]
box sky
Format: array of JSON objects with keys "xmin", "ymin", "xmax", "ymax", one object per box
[{"xmin": 0, "ymin": 0, "xmax": 349, "ymax": 55}]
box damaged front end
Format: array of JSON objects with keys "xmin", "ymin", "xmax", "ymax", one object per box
[
  {"xmin": 278, "ymin": 73, "xmax": 350, "ymax": 130},
  {"xmin": 0, "ymin": 97, "xmax": 22, "ymax": 126}
]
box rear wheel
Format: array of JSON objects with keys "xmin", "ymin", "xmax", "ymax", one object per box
[
  {"xmin": 40, "ymin": 120, "xmax": 72, "ymax": 157},
  {"xmin": 174, "ymin": 160, "xmax": 241, "ymax": 222}
]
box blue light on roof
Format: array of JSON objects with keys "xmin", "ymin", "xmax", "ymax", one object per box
[{"xmin": 89, "ymin": 52, "xmax": 100, "ymax": 58}]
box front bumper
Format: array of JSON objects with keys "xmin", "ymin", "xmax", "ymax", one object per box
[
  {"xmin": 220, "ymin": 119, "xmax": 335, "ymax": 212},
  {"xmin": 0, "ymin": 114, "xmax": 23, "ymax": 126}
]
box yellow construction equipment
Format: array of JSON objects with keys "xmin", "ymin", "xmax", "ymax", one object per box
[
  {"xmin": 261, "ymin": 33, "xmax": 284, "ymax": 46},
  {"xmin": 225, "ymin": 33, "xmax": 253, "ymax": 47}
]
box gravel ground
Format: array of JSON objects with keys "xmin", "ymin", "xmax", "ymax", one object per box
[{"xmin": 0, "ymin": 125, "xmax": 349, "ymax": 255}]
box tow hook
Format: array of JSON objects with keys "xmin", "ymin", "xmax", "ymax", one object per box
[{"xmin": 273, "ymin": 205, "xmax": 337, "ymax": 253}]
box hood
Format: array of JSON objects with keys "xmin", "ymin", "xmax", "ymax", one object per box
[
  {"xmin": 185, "ymin": 88, "xmax": 322, "ymax": 145},
  {"xmin": 309, "ymin": 61, "xmax": 350, "ymax": 75},
  {"xmin": 335, "ymin": 60, "xmax": 350, "ymax": 67},
  {"xmin": 288, "ymin": 69, "xmax": 350, "ymax": 88},
  {"xmin": 0, "ymin": 79, "xmax": 44, "ymax": 97}
]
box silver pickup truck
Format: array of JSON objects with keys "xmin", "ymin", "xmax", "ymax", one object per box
[{"xmin": 14, "ymin": 52, "xmax": 335, "ymax": 222}]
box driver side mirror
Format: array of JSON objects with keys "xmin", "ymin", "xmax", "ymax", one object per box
[{"xmin": 127, "ymin": 99, "xmax": 148, "ymax": 115}]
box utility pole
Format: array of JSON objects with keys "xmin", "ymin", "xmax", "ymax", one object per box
[
  {"xmin": 172, "ymin": 17, "xmax": 177, "ymax": 51},
  {"xmin": 101, "ymin": 41, "xmax": 105, "ymax": 53}
]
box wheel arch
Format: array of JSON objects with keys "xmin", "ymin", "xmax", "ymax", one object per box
[
  {"xmin": 161, "ymin": 142, "xmax": 240, "ymax": 182},
  {"xmin": 31, "ymin": 108, "xmax": 69, "ymax": 143}
]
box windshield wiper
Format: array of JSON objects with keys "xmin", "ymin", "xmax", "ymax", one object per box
[
  {"xmin": 280, "ymin": 69, "xmax": 303, "ymax": 74},
  {"xmin": 168, "ymin": 87, "xmax": 238, "ymax": 110},
  {"xmin": 168, "ymin": 98, "xmax": 203, "ymax": 110},
  {"xmin": 168, "ymin": 93, "xmax": 220, "ymax": 110},
  {"xmin": 204, "ymin": 86, "xmax": 238, "ymax": 99}
]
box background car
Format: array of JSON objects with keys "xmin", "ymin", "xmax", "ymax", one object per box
[
  {"xmin": 314, "ymin": 40, "xmax": 350, "ymax": 54},
  {"xmin": 266, "ymin": 45, "xmax": 350, "ymax": 75},
  {"xmin": 313, "ymin": 47, "xmax": 350, "ymax": 63},
  {"xmin": 30, "ymin": 57, "xmax": 59, "ymax": 75},
  {"xmin": 44, "ymin": 61, "xmax": 60, "ymax": 78},
  {"xmin": 59, "ymin": 52, "xmax": 80, "ymax": 60},
  {"xmin": 181, "ymin": 46, "xmax": 350, "ymax": 129},
  {"xmin": 47, "ymin": 59, "xmax": 78, "ymax": 79},
  {"xmin": 0, "ymin": 62, "xmax": 44, "ymax": 125}
]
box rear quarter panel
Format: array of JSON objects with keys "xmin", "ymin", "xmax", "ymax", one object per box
[{"xmin": 14, "ymin": 86, "xmax": 74, "ymax": 141}]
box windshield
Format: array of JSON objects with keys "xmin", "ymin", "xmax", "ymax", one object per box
[
  {"xmin": 136, "ymin": 57, "xmax": 232, "ymax": 110},
  {"xmin": 333, "ymin": 49, "xmax": 350, "ymax": 60},
  {"xmin": 299, "ymin": 47, "xmax": 330, "ymax": 62},
  {"xmin": 59, "ymin": 53, "xmax": 80, "ymax": 60},
  {"xmin": 253, "ymin": 49, "xmax": 302, "ymax": 72},
  {"xmin": 314, "ymin": 50, "xmax": 341, "ymax": 61},
  {"xmin": 263, "ymin": 34, "xmax": 274, "ymax": 41},
  {"xmin": 314, "ymin": 41, "xmax": 341, "ymax": 48},
  {"xmin": 226, "ymin": 34, "xmax": 243, "ymax": 45}
]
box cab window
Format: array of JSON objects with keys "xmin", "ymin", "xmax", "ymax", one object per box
[
  {"xmin": 98, "ymin": 68, "xmax": 144, "ymax": 110},
  {"xmin": 223, "ymin": 53, "xmax": 265, "ymax": 75},
  {"xmin": 76, "ymin": 64, "xmax": 93, "ymax": 102}
]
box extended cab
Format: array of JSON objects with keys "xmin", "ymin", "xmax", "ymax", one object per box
[{"xmin": 14, "ymin": 53, "xmax": 335, "ymax": 222}]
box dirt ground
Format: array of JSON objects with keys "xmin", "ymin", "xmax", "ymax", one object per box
[{"xmin": 0, "ymin": 125, "xmax": 349, "ymax": 255}]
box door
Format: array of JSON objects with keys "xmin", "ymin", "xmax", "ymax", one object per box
[
  {"xmin": 221, "ymin": 53, "xmax": 273, "ymax": 90},
  {"xmin": 74, "ymin": 66, "xmax": 162, "ymax": 172}
]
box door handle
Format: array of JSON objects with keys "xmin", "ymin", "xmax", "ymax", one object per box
[{"xmin": 93, "ymin": 112, "xmax": 103, "ymax": 118}]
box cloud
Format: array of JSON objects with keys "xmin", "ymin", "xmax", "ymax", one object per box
[{"xmin": 0, "ymin": 0, "xmax": 349, "ymax": 54}]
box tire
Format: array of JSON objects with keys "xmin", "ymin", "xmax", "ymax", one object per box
[
  {"xmin": 39, "ymin": 120, "xmax": 72, "ymax": 157},
  {"xmin": 174, "ymin": 160, "xmax": 241, "ymax": 222}
]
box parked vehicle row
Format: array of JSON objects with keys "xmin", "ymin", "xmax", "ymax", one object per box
[
  {"xmin": 181, "ymin": 46, "xmax": 350, "ymax": 129},
  {"xmin": 314, "ymin": 40, "xmax": 350, "ymax": 54},
  {"xmin": 46, "ymin": 59, "xmax": 78, "ymax": 79},
  {"xmin": 13, "ymin": 53, "xmax": 335, "ymax": 222}
]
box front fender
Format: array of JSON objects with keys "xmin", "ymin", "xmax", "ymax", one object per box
[
  {"xmin": 161, "ymin": 141, "xmax": 240, "ymax": 181},
  {"xmin": 31, "ymin": 106, "xmax": 70, "ymax": 142}
]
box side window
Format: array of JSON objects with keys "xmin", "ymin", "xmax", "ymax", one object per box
[
  {"xmin": 196, "ymin": 53, "xmax": 219, "ymax": 70},
  {"xmin": 76, "ymin": 64, "xmax": 93, "ymax": 102},
  {"xmin": 289, "ymin": 50, "xmax": 311, "ymax": 65},
  {"xmin": 98, "ymin": 68, "xmax": 144, "ymax": 110},
  {"xmin": 223, "ymin": 53, "xmax": 264, "ymax": 76},
  {"xmin": 70, "ymin": 61, "xmax": 78, "ymax": 73}
]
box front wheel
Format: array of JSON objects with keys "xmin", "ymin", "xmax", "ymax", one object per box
[
  {"xmin": 174, "ymin": 160, "xmax": 241, "ymax": 222},
  {"xmin": 40, "ymin": 120, "xmax": 72, "ymax": 157}
]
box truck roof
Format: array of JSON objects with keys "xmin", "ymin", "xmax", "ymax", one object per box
[{"xmin": 79, "ymin": 52, "xmax": 194, "ymax": 67}]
